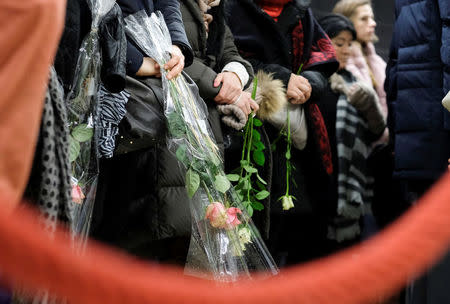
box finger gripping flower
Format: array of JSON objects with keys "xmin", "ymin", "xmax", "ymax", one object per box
[{"xmin": 205, "ymin": 202, "xmax": 228, "ymax": 228}]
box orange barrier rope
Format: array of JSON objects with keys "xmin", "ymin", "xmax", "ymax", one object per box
[{"xmin": 1, "ymin": 174, "xmax": 450, "ymax": 304}]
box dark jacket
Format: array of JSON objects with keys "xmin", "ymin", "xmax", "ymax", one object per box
[
  {"xmin": 118, "ymin": 0, "xmax": 194, "ymax": 75},
  {"xmin": 385, "ymin": 0, "xmax": 450, "ymax": 180},
  {"xmin": 180, "ymin": 0, "xmax": 253, "ymax": 99}
]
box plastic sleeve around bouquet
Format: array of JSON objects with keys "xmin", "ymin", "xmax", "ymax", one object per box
[
  {"xmin": 124, "ymin": 11, "xmax": 278, "ymax": 282},
  {"xmin": 66, "ymin": 0, "xmax": 116, "ymax": 245}
]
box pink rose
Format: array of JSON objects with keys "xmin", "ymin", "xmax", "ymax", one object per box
[
  {"xmin": 71, "ymin": 184, "xmax": 85, "ymax": 204},
  {"xmin": 205, "ymin": 202, "xmax": 227, "ymax": 228},
  {"xmin": 225, "ymin": 207, "xmax": 242, "ymax": 230}
]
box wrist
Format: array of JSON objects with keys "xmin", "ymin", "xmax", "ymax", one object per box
[{"xmin": 222, "ymin": 62, "xmax": 249, "ymax": 88}]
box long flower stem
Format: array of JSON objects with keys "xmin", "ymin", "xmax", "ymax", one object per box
[
  {"xmin": 285, "ymin": 110, "xmax": 291, "ymax": 196},
  {"xmin": 202, "ymin": 180, "xmax": 214, "ymax": 203}
]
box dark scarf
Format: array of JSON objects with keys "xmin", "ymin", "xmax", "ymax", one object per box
[{"xmin": 290, "ymin": 4, "xmax": 337, "ymax": 176}]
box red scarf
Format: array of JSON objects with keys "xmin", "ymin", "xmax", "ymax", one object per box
[{"xmin": 257, "ymin": 0, "xmax": 292, "ymax": 21}]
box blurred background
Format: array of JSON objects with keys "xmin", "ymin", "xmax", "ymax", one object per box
[{"xmin": 310, "ymin": 0, "xmax": 395, "ymax": 61}]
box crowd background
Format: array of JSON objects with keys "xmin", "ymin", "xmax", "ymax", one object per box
[{"xmin": 310, "ymin": 0, "xmax": 394, "ymax": 60}]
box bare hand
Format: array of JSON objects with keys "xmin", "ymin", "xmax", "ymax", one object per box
[
  {"xmin": 165, "ymin": 45, "xmax": 185, "ymax": 80},
  {"xmin": 213, "ymin": 72, "xmax": 242, "ymax": 104},
  {"xmin": 136, "ymin": 57, "xmax": 161, "ymax": 77},
  {"xmin": 234, "ymin": 91, "xmax": 259, "ymax": 116},
  {"xmin": 287, "ymin": 74, "xmax": 312, "ymax": 104}
]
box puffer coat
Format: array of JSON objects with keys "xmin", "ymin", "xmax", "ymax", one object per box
[{"xmin": 385, "ymin": 0, "xmax": 450, "ymax": 180}]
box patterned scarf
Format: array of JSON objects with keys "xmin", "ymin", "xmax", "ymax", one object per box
[{"xmin": 291, "ymin": 8, "xmax": 337, "ymax": 176}]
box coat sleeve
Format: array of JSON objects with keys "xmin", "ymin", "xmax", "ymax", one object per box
[
  {"xmin": 217, "ymin": 26, "xmax": 254, "ymax": 89},
  {"xmin": 0, "ymin": 0, "xmax": 65, "ymax": 208},
  {"xmin": 184, "ymin": 58, "xmax": 220, "ymax": 101},
  {"xmin": 155, "ymin": 0, "xmax": 194, "ymax": 66},
  {"xmin": 301, "ymin": 70, "xmax": 328, "ymax": 102},
  {"xmin": 384, "ymin": 5, "xmax": 400, "ymax": 142}
]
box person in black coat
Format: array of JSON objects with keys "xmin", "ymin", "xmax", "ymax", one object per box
[
  {"xmin": 224, "ymin": 0, "xmax": 339, "ymax": 266},
  {"xmin": 91, "ymin": 0, "xmax": 196, "ymax": 265}
]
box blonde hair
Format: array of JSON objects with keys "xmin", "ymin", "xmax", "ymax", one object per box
[{"xmin": 332, "ymin": 0, "xmax": 372, "ymax": 19}]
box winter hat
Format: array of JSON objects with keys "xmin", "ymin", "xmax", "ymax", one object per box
[{"xmin": 318, "ymin": 13, "xmax": 356, "ymax": 40}]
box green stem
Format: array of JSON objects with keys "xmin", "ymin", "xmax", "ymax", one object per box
[
  {"xmin": 240, "ymin": 123, "xmax": 250, "ymax": 176},
  {"xmin": 296, "ymin": 63, "xmax": 304, "ymax": 76},
  {"xmin": 285, "ymin": 110, "xmax": 291, "ymax": 196},
  {"xmin": 201, "ymin": 180, "xmax": 214, "ymax": 203},
  {"xmin": 246, "ymin": 116, "xmax": 254, "ymax": 162}
]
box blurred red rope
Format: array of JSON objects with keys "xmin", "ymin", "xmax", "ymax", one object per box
[{"xmin": 1, "ymin": 174, "xmax": 450, "ymax": 304}]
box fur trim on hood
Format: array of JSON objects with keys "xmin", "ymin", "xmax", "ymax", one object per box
[
  {"xmin": 246, "ymin": 70, "xmax": 287, "ymax": 120},
  {"xmin": 218, "ymin": 71, "xmax": 287, "ymax": 131}
]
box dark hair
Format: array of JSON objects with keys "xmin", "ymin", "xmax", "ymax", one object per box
[{"xmin": 318, "ymin": 13, "xmax": 357, "ymax": 40}]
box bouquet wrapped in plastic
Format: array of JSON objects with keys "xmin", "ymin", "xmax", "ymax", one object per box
[
  {"xmin": 66, "ymin": 0, "xmax": 116, "ymax": 242},
  {"xmin": 124, "ymin": 11, "xmax": 278, "ymax": 282}
]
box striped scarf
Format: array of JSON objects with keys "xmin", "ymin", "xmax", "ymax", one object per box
[{"xmin": 328, "ymin": 73, "xmax": 374, "ymax": 242}]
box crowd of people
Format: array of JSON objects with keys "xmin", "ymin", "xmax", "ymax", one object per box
[{"xmin": 1, "ymin": 0, "xmax": 450, "ymax": 303}]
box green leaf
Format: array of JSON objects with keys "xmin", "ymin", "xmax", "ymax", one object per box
[
  {"xmin": 214, "ymin": 175, "xmax": 231, "ymax": 193},
  {"xmin": 210, "ymin": 152, "xmax": 221, "ymax": 167},
  {"xmin": 69, "ymin": 136, "xmax": 81, "ymax": 162},
  {"xmin": 226, "ymin": 174, "xmax": 240, "ymax": 182},
  {"xmin": 242, "ymin": 200, "xmax": 252, "ymax": 208},
  {"xmin": 253, "ymin": 118, "xmax": 263, "ymax": 127},
  {"xmin": 252, "ymin": 130, "xmax": 261, "ymax": 142},
  {"xmin": 72, "ymin": 124, "xmax": 93, "ymax": 143},
  {"xmin": 244, "ymin": 165, "xmax": 258, "ymax": 173},
  {"xmin": 240, "ymin": 160, "xmax": 249, "ymax": 167},
  {"xmin": 237, "ymin": 191, "xmax": 245, "ymax": 201},
  {"xmin": 253, "ymin": 150, "xmax": 265, "ymax": 166},
  {"xmin": 254, "ymin": 141, "xmax": 265, "ymax": 151},
  {"xmin": 167, "ymin": 112, "xmax": 186, "ymax": 138},
  {"xmin": 251, "ymin": 201, "xmax": 265, "ymax": 211},
  {"xmin": 251, "ymin": 77, "xmax": 258, "ymax": 100},
  {"xmin": 186, "ymin": 169, "xmax": 200, "ymax": 198},
  {"xmin": 242, "ymin": 179, "xmax": 251, "ymax": 190},
  {"xmin": 246, "ymin": 205, "xmax": 254, "ymax": 217},
  {"xmin": 285, "ymin": 149, "xmax": 291, "ymax": 160},
  {"xmin": 256, "ymin": 174, "xmax": 267, "ymax": 185},
  {"xmin": 176, "ymin": 145, "xmax": 187, "ymax": 163},
  {"xmin": 255, "ymin": 190, "xmax": 270, "ymax": 200}
]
